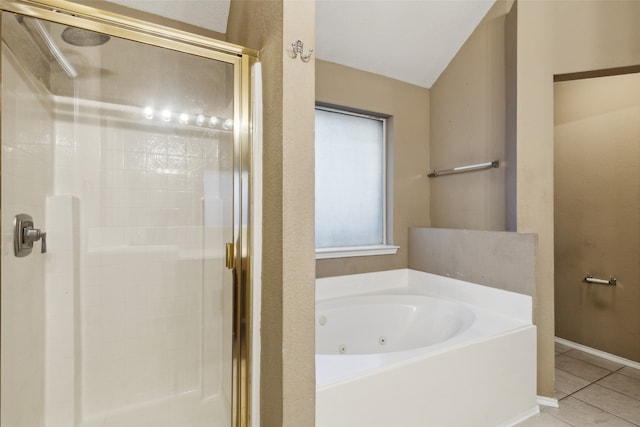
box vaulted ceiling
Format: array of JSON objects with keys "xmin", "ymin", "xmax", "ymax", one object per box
[{"xmin": 106, "ymin": 0, "xmax": 495, "ymax": 88}]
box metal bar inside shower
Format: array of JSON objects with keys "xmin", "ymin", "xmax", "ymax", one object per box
[{"xmin": 21, "ymin": 15, "xmax": 77, "ymax": 78}]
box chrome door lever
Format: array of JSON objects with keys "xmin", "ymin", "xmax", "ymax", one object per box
[
  {"xmin": 24, "ymin": 227, "xmax": 47, "ymax": 253},
  {"xmin": 14, "ymin": 214, "xmax": 47, "ymax": 257}
]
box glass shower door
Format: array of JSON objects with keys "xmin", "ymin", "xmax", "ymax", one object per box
[{"xmin": 1, "ymin": 10, "xmax": 241, "ymax": 427}]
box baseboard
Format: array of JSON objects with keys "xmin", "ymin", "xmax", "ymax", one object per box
[
  {"xmin": 537, "ymin": 395, "xmax": 559, "ymax": 408},
  {"xmin": 555, "ymin": 337, "xmax": 640, "ymax": 370}
]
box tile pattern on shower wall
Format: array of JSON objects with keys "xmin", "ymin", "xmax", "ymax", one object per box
[
  {"xmin": 1, "ymin": 45, "xmax": 53, "ymax": 427},
  {"xmin": 81, "ymin": 249, "xmax": 204, "ymax": 414},
  {"xmin": 91, "ymin": 119, "xmax": 232, "ymax": 248},
  {"xmin": 50, "ymin": 100, "xmax": 233, "ymax": 419},
  {"xmin": 52, "ymin": 98, "xmax": 232, "ymax": 249}
]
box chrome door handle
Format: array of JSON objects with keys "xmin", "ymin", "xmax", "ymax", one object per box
[{"xmin": 14, "ymin": 213, "xmax": 47, "ymax": 257}]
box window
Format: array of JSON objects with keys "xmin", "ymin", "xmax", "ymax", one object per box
[{"xmin": 315, "ymin": 106, "xmax": 399, "ymax": 259}]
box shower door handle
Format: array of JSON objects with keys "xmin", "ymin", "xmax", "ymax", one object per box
[
  {"xmin": 14, "ymin": 213, "xmax": 47, "ymax": 257},
  {"xmin": 225, "ymin": 242, "xmax": 235, "ymax": 269}
]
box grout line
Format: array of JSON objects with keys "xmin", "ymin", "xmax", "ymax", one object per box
[
  {"xmin": 552, "ymin": 352, "xmax": 640, "ymax": 427},
  {"xmin": 566, "ymin": 393, "xmax": 640, "ymax": 427},
  {"xmin": 560, "ymin": 349, "xmax": 624, "ymax": 373},
  {"xmin": 527, "ymin": 352, "xmax": 640, "ymax": 426},
  {"xmin": 555, "ymin": 365, "xmax": 615, "ymax": 388},
  {"xmin": 571, "ymin": 392, "xmax": 640, "ymax": 427},
  {"xmin": 555, "ymin": 346, "xmax": 573, "ymax": 355},
  {"xmin": 556, "ymin": 364, "xmax": 621, "ymax": 399},
  {"xmin": 566, "ymin": 372, "xmax": 640, "ymax": 427},
  {"xmin": 618, "ymin": 368, "xmax": 640, "ymax": 381},
  {"xmin": 548, "ymin": 413, "xmax": 578, "ymax": 427},
  {"xmin": 595, "ymin": 372, "xmax": 640, "ymax": 404}
]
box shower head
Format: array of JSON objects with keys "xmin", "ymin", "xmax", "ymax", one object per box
[{"xmin": 61, "ymin": 27, "xmax": 110, "ymax": 47}]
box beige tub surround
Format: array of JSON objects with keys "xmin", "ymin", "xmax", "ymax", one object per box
[{"xmin": 409, "ymin": 227, "xmax": 536, "ymax": 298}]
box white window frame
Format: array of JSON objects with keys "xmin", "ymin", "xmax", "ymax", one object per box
[{"xmin": 314, "ymin": 105, "xmax": 399, "ymax": 259}]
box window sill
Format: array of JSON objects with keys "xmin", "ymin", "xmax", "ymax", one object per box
[{"xmin": 315, "ymin": 245, "xmax": 400, "ymax": 260}]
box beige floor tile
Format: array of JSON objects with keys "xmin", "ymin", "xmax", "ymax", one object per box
[
  {"xmin": 556, "ymin": 354, "xmax": 612, "ymax": 382},
  {"xmin": 619, "ymin": 366, "xmax": 640, "ymax": 382},
  {"xmin": 555, "ymin": 390, "xmax": 569, "ymax": 401},
  {"xmin": 598, "ymin": 372, "xmax": 640, "ymax": 401},
  {"xmin": 545, "ymin": 396, "xmax": 637, "ymax": 427},
  {"xmin": 573, "ymin": 383, "xmax": 640, "ymax": 425},
  {"xmin": 565, "ymin": 349, "xmax": 625, "ymax": 371},
  {"xmin": 555, "ymin": 341, "xmax": 573, "ymax": 354},
  {"xmin": 555, "ymin": 368, "xmax": 590, "ymax": 395}
]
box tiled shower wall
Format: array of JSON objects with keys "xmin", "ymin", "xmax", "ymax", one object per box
[
  {"xmin": 54, "ymin": 99, "xmax": 232, "ymax": 247},
  {"xmin": 1, "ymin": 42, "xmax": 53, "ymax": 426},
  {"xmin": 52, "ymin": 95, "xmax": 233, "ymax": 419}
]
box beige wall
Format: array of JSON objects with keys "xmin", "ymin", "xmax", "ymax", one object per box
[
  {"xmin": 554, "ymin": 73, "xmax": 640, "ymax": 362},
  {"xmin": 227, "ymin": 1, "xmax": 316, "ymax": 426},
  {"xmin": 429, "ymin": 1, "xmax": 512, "ymax": 231},
  {"xmin": 517, "ymin": 0, "xmax": 640, "ymax": 397},
  {"xmin": 429, "ymin": 0, "xmax": 564, "ymax": 395},
  {"xmin": 315, "ymin": 60, "xmax": 430, "ymax": 278}
]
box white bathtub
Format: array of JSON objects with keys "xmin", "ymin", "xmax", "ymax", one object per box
[
  {"xmin": 317, "ymin": 294, "xmax": 475, "ymax": 355},
  {"xmin": 316, "ymin": 269, "xmax": 538, "ymax": 427}
]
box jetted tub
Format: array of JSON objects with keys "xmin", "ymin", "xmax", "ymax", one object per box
[
  {"xmin": 317, "ymin": 294, "xmax": 475, "ymax": 356},
  {"xmin": 316, "ymin": 269, "xmax": 538, "ymax": 427}
]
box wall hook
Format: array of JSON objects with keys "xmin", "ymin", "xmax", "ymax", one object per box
[{"xmin": 291, "ymin": 40, "xmax": 313, "ymax": 62}]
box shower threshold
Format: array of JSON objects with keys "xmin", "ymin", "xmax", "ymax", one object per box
[{"xmin": 79, "ymin": 392, "xmax": 229, "ymax": 427}]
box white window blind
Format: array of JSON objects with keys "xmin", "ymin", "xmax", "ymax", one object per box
[{"xmin": 315, "ymin": 107, "xmax": 386, "ymax": 249}]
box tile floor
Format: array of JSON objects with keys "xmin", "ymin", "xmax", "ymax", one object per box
[{"xmin": 516, "ymin": 342, "xmax": 640, "ymax": 426}]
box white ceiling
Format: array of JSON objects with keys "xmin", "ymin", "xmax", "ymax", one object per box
[
  {"xmin": 316, "ymin": 0, "xmax": 495, "ymax": 88},
  {"xmin": 106, "ymin": 0, "xmax": 231, "ymax": 34},
  {"xmin": 106, "ymin": 0, "xmax": 495, "ymax": 89}
]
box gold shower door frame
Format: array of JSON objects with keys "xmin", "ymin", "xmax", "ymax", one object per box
[{"xmin": 0, "ymin": 0, "xmax": 256, "ymax": 425}]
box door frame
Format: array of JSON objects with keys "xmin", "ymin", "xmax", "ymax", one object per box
[
  {"xmin": 552, "ymin": 65, "xmax": 640, "ymax": 362},
  {"xmin": 0, "ymin": 1, "xmax": 257, "ymax": 425}
]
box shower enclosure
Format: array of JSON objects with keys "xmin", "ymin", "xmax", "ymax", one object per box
[{"xmin": 0, "ymin": 1, "xmax": 255, "ymax": 426}]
